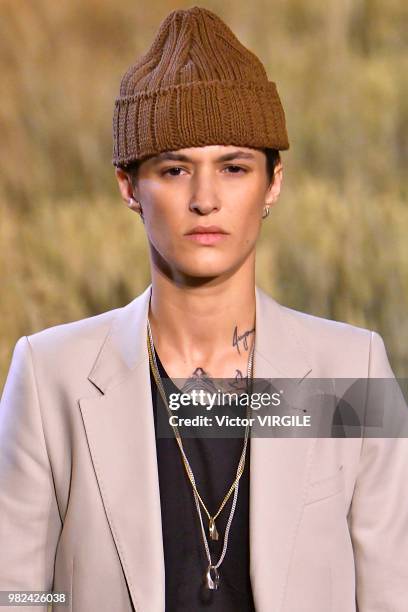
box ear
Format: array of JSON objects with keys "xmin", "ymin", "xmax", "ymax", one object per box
[
  {"xmin": 115, "ymin": 168, "xmax": 142, "ymax": 214},
  {"xmin": 265, "ymin": 161, "xmax": 283, "ymax": 207}
]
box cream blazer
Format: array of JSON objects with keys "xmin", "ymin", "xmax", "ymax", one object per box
[{"xmin": 0, "ymin": 284, "xmax": 407, "ymax": 612}]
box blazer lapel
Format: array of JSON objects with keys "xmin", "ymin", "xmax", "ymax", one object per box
[
  {"xmin": 250, "ymin": 287, "xmax": 317, "ymax": 611},
  {"xmin": 78, "ymin": 284, "xmax": 318, "ymax": 612},
  {"xmin": 79, "ymin": 285, "xmax": 165, "ymax": 612}
]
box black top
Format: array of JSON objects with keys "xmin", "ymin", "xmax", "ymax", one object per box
[{"xmin": 150, "ymin": 350, "xmax": 256, "ymax": 612}]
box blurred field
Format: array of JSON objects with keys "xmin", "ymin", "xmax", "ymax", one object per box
[{"xmin": 1, "ymin": 0, "xmax": 407, "ymax": 385}]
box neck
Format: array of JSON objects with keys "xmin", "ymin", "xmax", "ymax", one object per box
[{"xmin": 148, "ymin": 261, "xmax": 256, "ymax": 377}]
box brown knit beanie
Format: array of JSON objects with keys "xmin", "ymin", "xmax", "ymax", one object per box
[{"xmin": 112, "ymin": 6, "xmax": 289, "ymax": 167}]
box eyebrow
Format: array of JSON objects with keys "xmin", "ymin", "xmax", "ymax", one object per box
[{"xmin": 152, "ymin": 150, "xmax": 256, "ymax": 163}]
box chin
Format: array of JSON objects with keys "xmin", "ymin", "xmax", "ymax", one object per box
[
  {"xmin": 186, "ymin": 249, "xmax": 235, "ymax": 270},
  {"xmin": 179, "ymin": 265, "xmax": 229, "ymax": 280},
  {"xmin": 174, "ymin": 257, "xmax": 234, "ymax": 281}
]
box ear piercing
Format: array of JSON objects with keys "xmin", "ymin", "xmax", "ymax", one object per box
[
  {"xmin": 262, "ymin": 205, "xmax": 270, "ymax": 219},
  {"xmin": 127, "ymin": 197, "xmax": 144, "ymax": 220}
]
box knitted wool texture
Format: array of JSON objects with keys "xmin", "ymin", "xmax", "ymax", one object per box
[{"xmin": 112, "ymin": 6, "xmax": 289, "ymax": 166}]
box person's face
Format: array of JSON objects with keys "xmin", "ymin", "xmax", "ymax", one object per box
[{"xmin": 115, "ymin": 145, "xmax": 282, "ymax": 282}]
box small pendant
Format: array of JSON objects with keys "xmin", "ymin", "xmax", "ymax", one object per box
[
  {"xmin": 209, "ymin": 517, "xmax": 219, "ymax": 541},
  {"xmin": 205, "ymin": 564, "xmax": 220, "ymax": 590}
]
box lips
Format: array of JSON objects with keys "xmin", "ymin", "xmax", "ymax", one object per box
[
  {"xmin": 184, "ymin": 226, "xmax": 229, "ymax": 246},
  {"xmin": 185, "ymin": 225, "xmax": 228, "ymax": 235}
]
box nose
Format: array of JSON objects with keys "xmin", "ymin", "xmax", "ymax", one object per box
[{"xmin": 189, "ymin": 172, "xmax": 220, "ymax": 215}]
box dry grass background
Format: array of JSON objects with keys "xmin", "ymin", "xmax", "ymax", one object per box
[{"xmin": 1, "ymin": 0, "xmax": 407, "ymax": 386}]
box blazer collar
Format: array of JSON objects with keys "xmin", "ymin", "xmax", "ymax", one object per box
[{"xmin": 88, "ymin": 283, "xmax": 313, "ymax": 394}]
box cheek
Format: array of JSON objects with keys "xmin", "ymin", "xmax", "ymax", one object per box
[
  {"xmin": 234, "ymin": 204, "xmax": 262, "ymax": 245},
  {"xmin": 143, "ymin": 201, "xmax": 184, "ymax": 253}
]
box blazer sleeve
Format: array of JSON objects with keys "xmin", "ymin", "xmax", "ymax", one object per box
[
  {"xmin": 0, "ymin": 336, "xmax": 61, "ymax": 603},
  {"xmin": 348, "ymin": 331, "xmax": 408, "ymax": 611}
]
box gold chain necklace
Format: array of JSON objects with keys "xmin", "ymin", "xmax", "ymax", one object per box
[{"xmin": 147, "ymin": 318, "xmax": 255, "ymax": 590}]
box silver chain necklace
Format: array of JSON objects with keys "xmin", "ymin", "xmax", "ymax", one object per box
[{"xmin": 147, "ymin": 318, "xmax": 255, "ymax": 590}]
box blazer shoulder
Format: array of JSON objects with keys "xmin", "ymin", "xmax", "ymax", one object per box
[
  {"xmin": 281, "ymin": 302, "xmax": 372, "ymax": 340},
  {"xmin": 26, "ymin": 305, "xmax": 121, "ymax": 353},
  {"xmin": 25, "ymin": 285, "xmax": 152, "ymax": 357},
  {"xmin": 21, "ymin": 285, "xmax": 152, "ymax": 382},
  {"xmin": 257, "ymin": 283, "xmax": 386, "ymax": 377},
  {"xmin": 258, "ymin": 287, "xmax": 373, "ymax": 341},
  {"xmin": 282, "ymin": 303, "xmax": 382, "ymax": 376},
  {"xmin": 13, "ymin": 301, "xmax": 141, "ymax": 399}
]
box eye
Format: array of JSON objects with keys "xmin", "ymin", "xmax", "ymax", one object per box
[
  {"xmin": 160, "ymin": 165, "xmax": 247, "ymax": 177},
  {"xmin": 161, "ymin": 167, "xmax": 186, "ymax": 177},
  {"xmin": 223, "ymin": 165, "xmax": 247, "ymax": 174}
]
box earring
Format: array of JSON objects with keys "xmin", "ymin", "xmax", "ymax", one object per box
[
  {"xmin": 262, "ymin": 205, "xmax": 270, "ymax": 219},
  {"xmin": 128, "ymin": 197, "xmax": 144, "ymax": 220}
]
